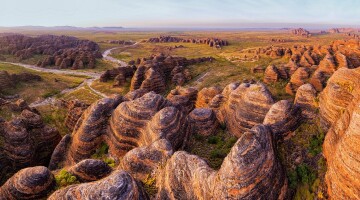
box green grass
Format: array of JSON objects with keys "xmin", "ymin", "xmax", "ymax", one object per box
[
  {"xmin": 38, "ymin": 105, "xmax": 69, "ymax": 136},
  {"xmin": 62, "ymin": 85, "xmax": 102, "ymax": 105},
  {"xmin": 42, "ymin": 89, "xmax": 61, "ymax": 98},
  {"xmin": 90, "ymin": 79, "xmax": 130, "ymax": 96},
  {"xmin": 0, "ymin": 63, "xmax": 85, "ymax": 103},
  {"xmin": 185, "ymin": 127, "xmax": 238, "ymax": 169}
]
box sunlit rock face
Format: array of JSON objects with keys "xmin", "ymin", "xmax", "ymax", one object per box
[
  {"xmin": 107, "ymin": 92, "xmax": 189, "ymax": 157},
  {"xmin": 48, "ymin": 170, "xmax": 148, "ymax": 200},
  {"xmin": 0, "ymin": 166, "xmax": 55, "ymax": 200},
  {"xmin": 219, "ymin": 82, "xmax": 274, "ymax": 137},
  {"xmin": 188, "ymin": 108, "xmax": 219, "ymax": 136},
  {"xmin": 320, "ymin": 67, "xmax": 360, "ymax": 199},
  {"xmin": 157, "ymin": 125, "xmax": 287, "ymax": 200},
  {"xmin": 264, "ymin": 100, "xmax": 302, "ymax": 137},
  {"xmin": 294, "ymin": 83, "xmax": 318, "ymax": 119}
]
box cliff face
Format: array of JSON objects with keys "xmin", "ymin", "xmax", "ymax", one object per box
[{"xmin": 321, "ymin": 67, "xmax": 360, "ymax": 199}]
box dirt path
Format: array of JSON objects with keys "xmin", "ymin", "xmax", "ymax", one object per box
[{"xmin": 0, "ymin": 43, "xmax": 139, "ymax": 107}]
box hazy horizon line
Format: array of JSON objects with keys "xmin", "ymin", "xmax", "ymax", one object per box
[{"xmin": 1, "ymin": 23, "xmax": 359, "ymax": 31}]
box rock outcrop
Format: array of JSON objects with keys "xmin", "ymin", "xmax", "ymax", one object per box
[
  {"xmin": 0, "ymin": 166, "xmax": 55, "ymax": 199},
  {"xmin": 188, "ymin": 108, "xmax": 219, "ymax": 136},
  {"xmin": 195, "ymin": 86, "xmax": 222, "ymax": 108},
  {"xmin": 167, "ymin": 87, "xmax": 198, "ymax": 114},
  {"xmin": 107, "ymin": 92, "xmax": 188, "ymax": 157},
  {"xmin": 102, "ymin": 54, "xmax": 212, "ymax": 93},
  {"xmin": 51, "ymin": 96, "xmax": 123, "ymax": 168},
  {"xmin": 64, "ymin": 99, "xmax": 89, "ymax": 131},
  {"xmin": 0, "ymin": 110, "xmax": 61, "ymax": 183},
  {"xmin": 291, "ymin": 28, "xmax": 311, "ymax": 37},
  {"xmin": 264, "ymin": 65, "xmax": 280, "ymax": 83},
  {"xmin": 68, "ymin": 159, "xmax": 113, "ymax": 182},
  {"xmin": 157, "ymin": 125, "xmax": 287, "ymax": 200},
  {"xmin": 0, "ymin": 34, "xmax": 102, "ymax": 69},
  {"xmin": 219, "ymin": 83, "xmax": 274, "ymax": 137},
  {"xmin": 320, "ymin": 67, "xmax": 360, "ymax": 199},
  {"xmin": 285, "ymin": 67, "xmax": 310, "ymax": 95},
  {"xmin": 147, "ymin": 36, "xmax": 229, "ymax": 48},
  {"xmin": 263, "ymin": 100, "xmax": 302, "ymax": 137},
  {"xmin": 119, "ymin": 139, "xmax": 173, "ymax": 180},
  {"xmin": 294, "ymin": 84, "xmax": 318, "ymax": 119},
  {"xmin": 319, "ymin": 67, "xmax": 360, "ymax": 129},
  {"xmin": 48, "ymin": 170, "xmax": 147, "ymax": 200}
]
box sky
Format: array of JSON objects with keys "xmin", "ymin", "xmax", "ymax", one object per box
[{"xmin": 0, "ymin": 0, "xmax": 359, "ymax": 28}]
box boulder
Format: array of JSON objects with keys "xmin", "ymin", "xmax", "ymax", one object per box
[
  {"xmin": 68, "ymin": 159, "xmax": 112, "ymax": 182},
  {"xmin": 195, "ymin": 86, "xmax": 222, "ymax": 108},
  {"xmin": 119, "ymin": 139, "xmax": 173, "ymax": 180}
]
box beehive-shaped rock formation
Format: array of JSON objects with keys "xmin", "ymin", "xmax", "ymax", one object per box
[
  {"xmin": 0, "ymin": 166, "xmax": 55, "ymax": 199},
  {"xmin": 195, "ymin": 86, "xmax": 222, "ymax": 108},
  {"xmin": 48, "ymin": 170, "xmax": 147, "ymax": 200},
  {"xmin": 219, "ymin": 83, "xmax": 274, "ymax": 137},
  {"xmin": 263, "ymin": 100, "xmax": 302, "ymax": 137},
  {"xmin": 156, "ymin": 125, "xmax": 287, "ymax": 200},
  {"xmin": 294, "ymin": 83, "xmax": 318, "ymax": 119},
  {"xmin": 188, "ymin": 108, "xmax": 219, "ymax": 136}
]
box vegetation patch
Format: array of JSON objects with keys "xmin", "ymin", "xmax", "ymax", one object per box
[
  {"xmin": 91, "ymin": 142, "xmax": 116, "ymax": 168},
  {"xmin": 55, "ymin": 169, "xmax": 79, "ymax": 189},
  {"xmin": 38, "ymin": 105, "xmax": 69, "ymax": 136},
  {"xmin": 142, "ymin": 174, "xmax": 157, "ymax": 197},
  {"xmin": 278, "ymin": 119, "xmax": 327, "ymax": 199},
  {"xmin": 185, "ymin": 127, "xmax": 238, "ymax": 169}
]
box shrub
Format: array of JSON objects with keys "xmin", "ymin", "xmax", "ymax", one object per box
[
  {"xmin": 104, "ymin": 157, "xmax": 116, "ymax": 168},
  {"xmin": 207, "ymin": 135, "xmax": 222, "ymax": 144},
  {"xmin": 142, "ymin": 174, "xmax": 157, "ymax": 196},
  {"xmin": 55, "ymin": 169, "xmax": 79, "ymax": 188},
  {"xmin": 288, "ymin": 164, "xmax": 316, "ymax": 189},
  {"xmin": 309, "ymin": 132, "xmax": 325, "ymax": 156},
  {"xmin": 210, "ymin": 149, "xmax": 227, "ymax": 159},
  {"xmin": 92, "ymin": 142, "xmax": 109, "ymax": 159}
]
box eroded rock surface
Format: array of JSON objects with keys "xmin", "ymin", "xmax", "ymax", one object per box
[
  {"xmin": 0, "ymin": 109, "xmax": 61, "ymax": 183},
  {"xmin": 0, "ymin": 166, "xmax": 55, "ymax": 200},
  {"xmin": 0, "ymin": 34, "xmax": 102, "ymax": 69},
  {"xmin": 321, "ymin": 67, "xmax": 360, "ymax": 199},
  {"xmin": 48, "ymin": 170, "xmax": 148, "ymax": 200},
  {"xmin": 157, "ymin": 125, "xmax": 287, "ymax": 200},
  {"xmin": 219, "ymin": 82, "xmax": 274, "ymax": 137},
  {"xmin": 264, "ymin": 100, "xmax": 302, "ymax": 137}
]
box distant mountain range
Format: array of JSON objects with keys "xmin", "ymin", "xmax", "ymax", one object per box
[{"xmin": 0, "ymin": 26, "xmax": 124, "ymax": 31}]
